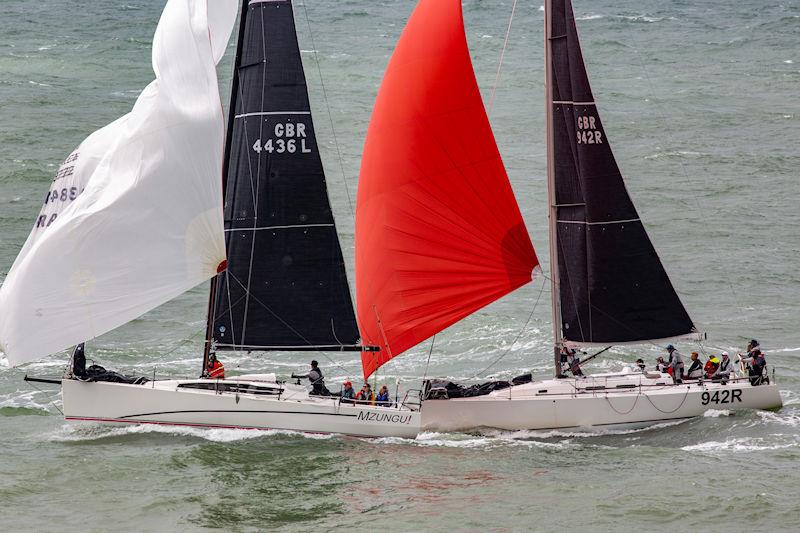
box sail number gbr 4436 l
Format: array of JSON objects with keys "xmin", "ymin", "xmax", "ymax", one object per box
[{"xmin": 251, "ymin": 121, "xmax": 312, "ymax": 155}]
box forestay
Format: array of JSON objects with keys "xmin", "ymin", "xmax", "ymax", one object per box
[
  {"xmin": 211, "ymin": 0, "xmax": 360, "ymax": 351},
  {"xmin": 356, "ymin": 0, "xmax": 539, "ymax": 379},
  {"xmin": 549, "ymin": 0, "xmax": 697, "ymax": 344},
  {"xmin": 0, "ymin": 0, "xmax": 238, "ymax": 365}
]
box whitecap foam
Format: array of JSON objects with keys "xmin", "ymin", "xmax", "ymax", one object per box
[
  {"xmin": 0, "ymin": 389, "xmax": 58, "ymax": 412},
  {"xmin": 49, "ymin": 422, "xmax": 334, "ymax": 443},
  {"xmin": 682, "ymin": 437, "xmax": 798, "ymax": 453},
  {"xmin": 703, "ymin": 409, "xmax": 732, "ymax": 418},
  {"xmin": 410, "ymin": 431, "xmax": 570, "ymax": 450},
  {"xmin": 756, "ymin": 410, "xmax": 800, "ymax": 427}
]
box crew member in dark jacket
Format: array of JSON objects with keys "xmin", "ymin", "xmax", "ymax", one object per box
[
  {"xmin": 686, "ymin": 352, "xmax": 703, "ymax": 379},
  {"xmin": 292, "ymin": 360, "xmax": 330, "ymax": 395}
]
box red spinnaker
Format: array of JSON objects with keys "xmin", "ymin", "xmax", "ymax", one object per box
[{"xmin": 355, "ymin": 0, "xmax": 539, "ymax": 379}]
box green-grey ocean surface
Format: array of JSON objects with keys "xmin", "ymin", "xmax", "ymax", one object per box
[{"xmin": 1, "ymin": 0, "xmax": 798, "ymax": 531}]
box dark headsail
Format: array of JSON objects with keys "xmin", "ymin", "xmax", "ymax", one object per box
[
  {"xmin": 546, "ymin": 0, "xmax": 697, "ymax": 344},
  {"xmin": 210, "ymin": 0, "xmax": 360, "ymax": 351}
]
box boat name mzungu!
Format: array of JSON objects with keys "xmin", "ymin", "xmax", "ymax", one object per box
[{"xmin": 357, "ymin": 411, "xmax": 414, "ymax": 424}]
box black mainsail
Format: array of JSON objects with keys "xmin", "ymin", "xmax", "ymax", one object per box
[
  {"xmin": 208, "ymin": 0, "xmax": 360, "ymax": 354},
  {"xmin": 545, "ymin": 0, "xmax": 697, "ymax": 350}
]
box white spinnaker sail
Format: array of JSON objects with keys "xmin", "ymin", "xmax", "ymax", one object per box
[{"xmin": 0, "ymin": 0, "xmax": 237, "ymax": 366}]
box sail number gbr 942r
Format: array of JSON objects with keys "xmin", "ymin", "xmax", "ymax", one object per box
[
  {"xmin": 252, "ymin": 122, "xmax": 312, "ymax": 155},
  {"xmin": 576, "ymin": 115, "xmax": 603, "ymax": 145}
]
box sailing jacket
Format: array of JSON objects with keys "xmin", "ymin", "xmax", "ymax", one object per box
[
  {"xmin": 686, "ymin": 359, "xmax": 703, "ymax": 379},
  {"xmin": 714, "ymin": 357, "xmax": 733, "ymax": 379},
  {"xmin": 669, "ymin": 351, "xmax": 685, "ymax": 373}
]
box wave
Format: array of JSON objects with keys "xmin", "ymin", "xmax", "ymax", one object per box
[
  {"xmin": 703, "ymin": 409, "xmax": 733, "ymax": 418},
  {"xmin": 757, "ymin": 410, "xmax": 800, "ymax": 428},
  {"xmin": 682, "ymin": 436, "xmax": 799, "ymax": 453},
  {"xmin": 49, "ymin": 422, "xmax": 335, "ymax": 443},
  {"xmin": 0, "ymin": 389, "xmax": 57, "ymax": 413},
  {"xmin": 575, "ymin": 14, "xmax": 666, "ymax": 23}
]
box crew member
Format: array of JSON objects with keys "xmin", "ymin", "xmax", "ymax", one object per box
[
  {"xmin": 655, "ymin": 357, "xmax": 668, "ymax": 373},
  {"xmin": 713, "ymin": 351, "xmax": 734, "ymax": 383},
  {"xmin": 704, "ymin": 354, "xmax": 720, "ymax": 378},
  {"xmin": 292, "ymin": 360, "xmax": 330, "ymax": 395},
  {"xmin": 356, "ymin": 382, "xmax": 374, "ymax": 404},
  {"xmin": 740, "ymin": 348, "xmax": 767, "ymax": 386},
  {"xmin": 666, "ymin": 345, "xmax": 684, "ymax": 383},
  {"xmin": 635, "ymin": 358, "xmax": 646, "ymax": 372},
  {"xmin": 72, "ymin": 342, "xmax": 87, "ymax": 378},
  {"xmin": 561, "ymin": 346, "xmax": 584, "ymax": 377},
  {"xmin": 206, "ymin": 353, "xmax": 225, "ymax": 379},
  {"xmin": 340, "ymin": 381, "xmax": 355, "ymax": 402},
  {"xmin": 746, "ymin": 339, "xmax": 760, "ymax": 356},
  {"xmin": 686, "ymin": 352, "xmax": 703, "ymax": 379},
  {"xmin": 375, "ymin": 385, "xmax": 391, "ymax": 407}
]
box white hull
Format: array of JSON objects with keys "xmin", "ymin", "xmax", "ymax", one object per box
[
  {"xmin": 62, "ymin": 376, "xmax": 420, "ymax": 439},
  {"xmin": 422, "ymin": 370, "xmax": 783, "ymax": 433}
]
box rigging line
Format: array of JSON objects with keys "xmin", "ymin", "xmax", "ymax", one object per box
[
  {"xmin": 604, "ymin": 392, "xmax": 640, "ymax": 415},
  {"xmin": 643, "ymin": 386, "xmax": 691, "ymax": 414},
  {"xmin": 555, "ymin": 227, "xmax": 587, "ymax": 341},
  {"xmin": 159, "ymin": 327, "xmax": 206, "ymax": 359},
  {"xmin": 225, "ymin": 271, "xmax": 357, "ymax": 375},
  {"xmin": 540, "ymin": 271, "xmax": 686, "ymax": 351},
  {"xmin": 239, "ymin": 5, "xmax": 272, "ymax": 345},
  {"xmin": 469, "ymin": 276, "xmax": 546, "ymax": 381},
  {"xmin": 487, "ymin": 0, "xmax": 518, "ymax": 115},
  {"xmin": 298, "ymin": 0, "xmax": 355, "ymax": 217},
  {"xmin": 421, "ymin": 335, "xmax": 436, "ymax": 383},
  {"xmin": 620, "ymin": 40, "xmax": 745, "ymax": 321},
  {"xmin": 26, "ymin": 379, "xmax": 64, "ymax": 416}
]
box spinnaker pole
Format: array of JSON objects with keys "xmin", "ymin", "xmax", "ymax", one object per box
[{"xmin": 544, "ymin": 0, "xmax": 563, "ymax": 378}]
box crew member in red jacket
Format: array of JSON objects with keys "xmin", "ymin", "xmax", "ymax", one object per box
[{"xmin": 206, "ymin": 354, "xmax": 225, "ymax": 379}]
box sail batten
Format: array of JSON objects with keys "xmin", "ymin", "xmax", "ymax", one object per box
[
  {"xmin": 548, "ymin": 0, "xmax": 697, "ymax": 345},
  {"xmin": 211, "ymin": 0, "xmax": 360, "ymax": 351},
  {"xmin": 355, "ymin": 0, "xmax": 539, "ymax": 379}
]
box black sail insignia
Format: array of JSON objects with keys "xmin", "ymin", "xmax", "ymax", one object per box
[
  {"xmin": 212, "ymin": 0, "xmax": 360, "ymax": 351},
  {"xmin": 549, "ymin": 0, "xmax": 696, "ymax": 343}
]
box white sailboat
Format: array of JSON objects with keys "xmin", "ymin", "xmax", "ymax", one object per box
[
  {"xmin": 0, "ymin": 0, "xmax": 419, "ymax": 439},
  {"xmin": 353, "ymin": 0, "xmax": 782, "ymax": 433}
]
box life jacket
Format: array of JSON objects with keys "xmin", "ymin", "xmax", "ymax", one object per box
[
  {"xmin": 356, "ymin": 391, "xmax": 374, "ymax": 404},
  {"xmin": 208, "ymin": 360, "xmax": 225, "ymax": 379},
  {"xmin": 704, "ymin": 357, "xmax": 719, "ymax": 377}
]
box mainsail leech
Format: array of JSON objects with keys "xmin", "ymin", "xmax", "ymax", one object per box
[
  {"xmin": 0, "ymin": 0, "xmax": 238, "ymax": 366},
  {"xmin": 355, "ymin": 0, "xmax": 539, "ymax": 379}
]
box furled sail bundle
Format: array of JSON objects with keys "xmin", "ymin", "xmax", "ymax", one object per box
[
  {"xmin": 211, "ymin": 0, "xmax": 360, "ymax": 352},
  {"xmin": 548, "ymin": 0, "xmax": 697, "ymax": 344},
  {"xmin": 356, "ymin": 0, "xmax": 539, "ymax": 378},
  {"xmin": 0, "ymin": 0, "xmax": 238, "ymax": 365}
]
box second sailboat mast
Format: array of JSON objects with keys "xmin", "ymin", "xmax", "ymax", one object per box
[{"xmin": 544, "ymin": 0, "xmax": 563, "ymax": 378}]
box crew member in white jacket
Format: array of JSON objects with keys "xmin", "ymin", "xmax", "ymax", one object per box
[{"xmin": 713, "ymin": 351, "xmax": 734, "ymax": 383}]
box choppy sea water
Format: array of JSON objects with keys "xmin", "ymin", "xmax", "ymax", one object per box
[{"xmin": 1, "ymin": 0, "xmax": 798, "ymax": 530}]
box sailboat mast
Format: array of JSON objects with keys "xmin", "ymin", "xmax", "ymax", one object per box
[
  {"xmin": 544, "ymin": 0, "xmax": 563, "ymax": 378},
  {"xmin": 202, "ymin": 0, "xmax": 250, "ymax": 376}
]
